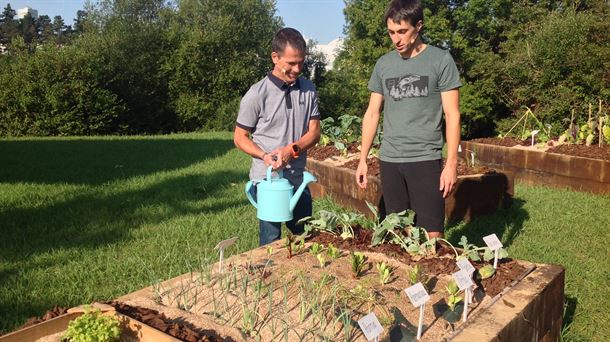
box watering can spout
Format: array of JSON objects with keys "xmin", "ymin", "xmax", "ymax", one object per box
[{"xmin": 289, "ymin": 171, "xmax": 316, "ymax": 212}]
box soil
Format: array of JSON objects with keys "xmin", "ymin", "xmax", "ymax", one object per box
[
  {"xmin": 470, "ymin": 137, "xmax": 610, "ymax": 161},
  {"xmin": 11, "ymin": 306, "xmax": 70, "ymax": 331},
  {"xmin": 308, "ymin": 227, "xmax": 526, "ymax": 297},
  {"xmin": 309, "ymin": 144, "xmax": 497, "ymax": 177},
  {"xmin": 547, "ymin": 143, "xmax": 610, "ymax": 161},
  {"xmin": 107, "ymin": 301, "xmax": 223, "ymax": 342}
]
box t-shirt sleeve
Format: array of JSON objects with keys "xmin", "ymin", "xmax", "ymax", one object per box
[
  {"xmin": 368, "ymin": 59, "xmax": 384, "ymax": 94},
  {"xmin": 438, "ymin": 52, "xmax": 462, "ymax": 92},
  {"xmin": 236, "ymin": 88, "xmax": 260, "ymax": 131},
  {"xmin": 310, "ymin": 90, "xmax": 321, "ymax": 120}
]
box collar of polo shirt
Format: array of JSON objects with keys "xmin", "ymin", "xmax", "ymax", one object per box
[{"xmin": 267, "ymin": 72, "xmax": 300, "ymax": 109}]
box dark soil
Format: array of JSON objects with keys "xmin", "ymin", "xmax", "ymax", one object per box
[
  {"xmin": 547, "ymin": 144, "xmax": 610, "ymax": 161},
  {"xmin": 471, "ymin": 137, "xmax": 610, "ymax": 161},
  {"xmin": 107, "ymin": 301, "xmax": 227, "ymax": 342},
  {"xmin": 11, "ymin": 305, "xmax": 70, "ymax": 332},
  {"xmin": 308, "ymin": 226, "xmax": 527, "ymax": 297},
  {"xmin": 308, "ymin": 145, "xmax": 341, "ymax": 160},
  {"xmin": 309, "ymin": 144, "xmax": 496, "ymax": 177},
  {"xmin": 470, "ymin": 137, "xmax": 528, "ymax": 147}
]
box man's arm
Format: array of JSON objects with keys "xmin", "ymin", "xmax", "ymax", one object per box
[
  {"xmin": 440, "ymin": 88, "xmax": 461, "ymax": 198},
  {"xmin": 356, "ymin": 92, "xmax": 384, "ymax": 189},
  {"xmin": 233, "ymin": 126, "xmax": 275, "ymax": 166},
  {"xmin": 273, "ymin": 119, "xmax": 321, "ymax": 168}
]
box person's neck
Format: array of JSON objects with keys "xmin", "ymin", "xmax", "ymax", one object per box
[
  {"xmin": 398, "ymin": 38, "xmax": 426, "ymax": 59},
  {"xmin": 271, "ymin": 68, "xmax": 293, "ymax": 85}
]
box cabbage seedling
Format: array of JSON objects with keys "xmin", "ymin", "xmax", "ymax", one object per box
[
  {"xmin": 350, "ymin": 251, "xmax": 366, "ymax": 278},
  {"xmin": 376, "ymin": 261, "xmax": 392, "ymax": 285},
  {"xmin": 478, "ymin": 265, "xmax": 496, "ymax": 279},
  {"xmin": 446, "ymin": 279, "xmax": 463, "ymax": 312}
]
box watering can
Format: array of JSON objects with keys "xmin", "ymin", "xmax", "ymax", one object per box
[{"xmin": 245, "ymin": 166, "xmax": 317, "ymax": 222}]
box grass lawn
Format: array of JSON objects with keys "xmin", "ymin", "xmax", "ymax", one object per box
[{"xmin": 0, "ymin": 132, "xmax": 608, "ymax": 341}]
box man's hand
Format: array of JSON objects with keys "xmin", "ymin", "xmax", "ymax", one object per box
[
  {"xmin": 270, "ymin": 145, "xmax": 293, "ymax": 170},
  {"xmin": 356, "ymin": 160, "xmax": 368, "ymax": 189},
  {"xmin": 439, "ymin": 161, "xmax": 457, "ymax": 198}
]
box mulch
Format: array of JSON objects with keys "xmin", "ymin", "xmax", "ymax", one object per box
[{"xmin": 547, "ymin": 144, "xmax": 610, "ymax": 161}]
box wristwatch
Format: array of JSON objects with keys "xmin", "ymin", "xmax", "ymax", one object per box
[{"xmin": 291, "ymin": 144, "xmax": 300, "ymax": 158}]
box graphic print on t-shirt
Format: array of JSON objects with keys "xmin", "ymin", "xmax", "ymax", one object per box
[{"xmin": 385, "ymin": 74, "xmax": 429, "ymax": 101}]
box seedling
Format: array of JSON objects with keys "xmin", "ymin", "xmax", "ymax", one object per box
[
  {"xmin": 326, "ymin": 243, "xmax": 342, "ymax": 259},
  {"xmin": 266, "ymin": 246, "xmax": 274, "ymax": 257},
  {"xmin": 316, "ymin": 253, "xmax": 326, "ymax": 268},
  {"xmin": 446, "ymin": 279, "xmax": 463, "ymax": 312},
  {"xmin": 63, "ymin": 307, "xmax": 121, "ymax": 342},
  {"xmin": 309, "ymin": 242, "xmax": 325, "ymax": 255},
  {"xmin": 407, "ymin": 264, "xmax": 429, "ymax": 290},
  {"xmin": 284, "ymin": 231, "xmax": 295, "ymax": 258},
  {"xmin": 376, "ymin": 261, "xmax": 392, "ymax": 285},
  {"xmin": 478, "ymin": 265, "xmax": 496, "ymax": 279},
  {"xmin": 292, "ymin": 235, "xmax": 306, "ymax": 254},
  {"xmin": 350, "ymin": 251, "xmax": 366, "ymax": 278}
]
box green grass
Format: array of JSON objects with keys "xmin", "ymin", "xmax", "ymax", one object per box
[{"xmin": 1, "ymin": 132, "xmax": 608, "ymax": 341}]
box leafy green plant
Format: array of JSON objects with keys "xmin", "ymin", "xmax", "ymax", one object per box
[
  {"xmin": 478, "ymin": 265, "xmax": 496, "ymax": 279},
  {"xmin": 446, "ymin": 279, "xmax": 463, "ymax": 312},
  {"xmin": 406, "ymin": 264, "xmax": 429, "ymax": 290},
  {"xmin": 316, "ymin": 253, "xmax": 326, "ymax": 268},
  {"xmin": 366, "ymin": 201, "xmax": 415, "ymax": 247},
  {"xmin": 376, "ymin": 261, "xmax": 392, "ymax": 285},
  {"xmin": 300, "ymin": 209, "xmax": 361, "ymax": 240},
  {"xmin": 63, "ymin": 308, "xmax": 121, "ymax": 342},
  {"xmin": 349, "ymin": 251, "xmax": 366, "ymax": 278},
  {"xmin": 326, "ymin": 243, "xmax": 341, "ymax": 259},
  {"xmin": 309, "ymin": 242, "xmax": 325, "ymax": 255}
]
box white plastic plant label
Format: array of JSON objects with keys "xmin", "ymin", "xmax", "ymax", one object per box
[
  {"xmin": 215, "ymin": 237, "xmax": 238, "ymax": 273},
  {"xmin": 215, "ymin": 236, "xmax": 238, "ymax": 250},
  {"xmin": 452, "ymin": 270, "xmax": 474, "ymax": 291},
  {"xmin": 358, "ymin": 312, "xmax": 384, "ymax": 341},
  {"xmin": 456, "ymin": 258, "xmax": 476, "ymax": 274},
  {"xmin": 483, "ymin": 234, "xmax": 503, "ymax": 251},
  {"xmin": 405, "ymin": 283, "xmax": 430, "ymax": 307}
]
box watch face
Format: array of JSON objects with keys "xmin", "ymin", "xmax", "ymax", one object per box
[{"xmin": 292, "ymin": 144, "xmax": 300, "ymax": 152}]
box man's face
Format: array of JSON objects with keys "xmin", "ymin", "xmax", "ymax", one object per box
[
  {"xmin": 387, "ymin": 19, "xmax": 422, "ymax": 55},
  {"xmin": 272, "ymin": 44, "xmax": 305, "ymax": 84}
]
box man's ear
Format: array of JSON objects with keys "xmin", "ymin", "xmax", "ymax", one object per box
[
  {"xmin": 416, "ymin": 20, "xmax": 423, "ymax": 33},
  {"xmin": 271, "ymin": 51, "xmax": 280, "ymax": 64}
]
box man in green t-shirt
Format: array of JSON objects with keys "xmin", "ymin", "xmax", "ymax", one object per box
[{"xmin": 356, "ymin": 0, "xmax": 462, "ymax": 238}]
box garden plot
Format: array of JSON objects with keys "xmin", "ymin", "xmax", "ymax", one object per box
[{"xmin": 117, "ymin": 223, "xmax": 559, "ymax": 341}]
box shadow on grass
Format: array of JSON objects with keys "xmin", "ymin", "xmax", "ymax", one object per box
[
  {"xmin": 0, "ymin": 168, "xmax": 247, "ymax": 269},
  {"xmin": 0, "ymin": 137, "xmax": 234, "ymax": 185},
  {"xmin": 445, "ymin": 198, "xmax": 529, "ymax": 248},
  {"xmin": 561, "ymin": 295, "xmax": 582, "ymax": 342}
]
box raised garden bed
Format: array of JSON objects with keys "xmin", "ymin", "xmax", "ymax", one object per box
[
  {"xmin": 114, "ymin": 232, "xmax": 564, "ymax": 342},
  {"xmin": 462, "ymin": 139, "xmax": 610, "ymax": 194},
  {"xmin": 0, "ymin": 303, "xmax": 182, "ymax": 342},
  {"xmin": 305, "ymin": 151, "xmax": 514, "ymax": 223}
]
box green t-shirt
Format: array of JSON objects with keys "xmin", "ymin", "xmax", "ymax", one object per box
[{"xmin": 368, "ymin": 46, "xmax": 462, "ymax": 162}]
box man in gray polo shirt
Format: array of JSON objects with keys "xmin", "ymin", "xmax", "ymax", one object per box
[{"xmin": 234, "ymin": 28, "xmax": 321, "ymax": 246}]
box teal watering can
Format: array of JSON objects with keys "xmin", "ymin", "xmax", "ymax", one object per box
[{"xmin": 245, "ymin": 166, "xmax": 317, "ymax": 222}]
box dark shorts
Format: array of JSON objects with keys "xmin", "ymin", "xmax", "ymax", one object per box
[{"xmin": 380, "ymin": 159, "xmax": 445, "ymax": 233}]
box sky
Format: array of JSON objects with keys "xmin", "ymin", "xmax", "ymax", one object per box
[{"xmin": 1, "ymin": 0, "xmax": 346, "ymax": 44}]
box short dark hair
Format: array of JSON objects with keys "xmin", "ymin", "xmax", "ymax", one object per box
[
  {"xmin": 384, "ymin": 0, "xmax": 423, "ymax": 27},
  {"xmin": 272, "ymin": 28, "xmax": 307, "ymax": 54}
]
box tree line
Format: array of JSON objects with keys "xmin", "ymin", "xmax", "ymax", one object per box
[{"xmin": 0, "ymin": 0, "xmax": 608, "ymax": 138}]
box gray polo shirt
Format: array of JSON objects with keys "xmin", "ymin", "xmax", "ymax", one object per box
[{"xmin": 237, "ymin": 72, "xmax": 321, "ymax": 181}]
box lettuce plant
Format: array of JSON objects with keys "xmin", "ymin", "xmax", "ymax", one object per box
[
  {"xmin": 326, "ymin": 243, "xmax": 341, "ymax": 259},
  {"xmin": 63, "ymin": 308, "xmax": 121, "ymax": 342}
]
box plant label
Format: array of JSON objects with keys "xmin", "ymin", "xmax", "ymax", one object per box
[
  {"xmin": 452, "ymin": 270, "xmax": 474, "ymax": 291},
  {"xmin": 456, "ymin": 258, "xmax": 476, "ymax": 275},
  {"xmin": 215, "ymin": 237, "xmax": 238, "ymax": 273},
  {"xmin": 405, "ymin": 283, "xmax": 430, "ymax": 308},
  {"xmin": 483, "ymin": 234, "xmax": 503, "ymax": 251},
  {"xmin": 358, "ymin": 312, "xmax": 384, "ymax": 341},
  {"xmin": 215, "ymin": 236, "xmax": 238, "ymax": 250}
]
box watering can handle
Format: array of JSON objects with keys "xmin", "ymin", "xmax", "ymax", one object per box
[
  {"xmin": 266, "ymin": 166, "xmax": 283, "ymax": 182},
  {"xmin": 245, "ymin": 181, "xmax": 257, "ymax": 208}
]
